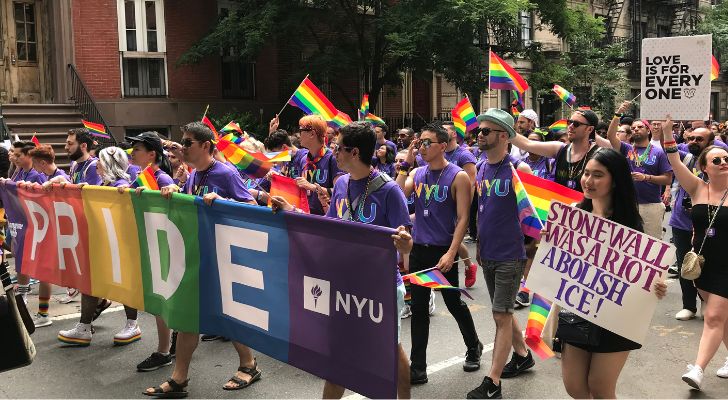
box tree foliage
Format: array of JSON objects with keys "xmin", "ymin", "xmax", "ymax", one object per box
[{"xmin": 699, "ymin": 1, "xmax": 728, "ymax": 74}]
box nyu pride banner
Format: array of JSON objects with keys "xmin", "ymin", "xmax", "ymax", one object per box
[
  {"xmin": 0, "ymin": 182, "xmax": 397, "ymax": 398},
  {"xmin": 526, "ymin": 202, "xmax": 676, "ymax": 344}
]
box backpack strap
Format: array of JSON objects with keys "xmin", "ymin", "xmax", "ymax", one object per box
[{"xmin": 341, "ymin": 173, "xmax": 391, "ymax": 221}]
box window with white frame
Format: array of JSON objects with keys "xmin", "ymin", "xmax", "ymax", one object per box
[
  {"xmin": 519, "ymin": 11, "xmax": 533, "ymax": 47},
  {"xmin": 117, "ymin": 0, "xmax": 167, "ymax": 97}
]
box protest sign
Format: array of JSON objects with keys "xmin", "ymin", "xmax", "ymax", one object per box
[
  {"xmin": 526, "ymin": 202, "xmax": 676, "ymax": 344},
  {"xmin": 640, "ymin": 34, "xmax": 712, "ymax": 121}
]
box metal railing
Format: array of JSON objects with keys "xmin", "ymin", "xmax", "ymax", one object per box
[
  {"xmin": 0, "ymin": 104, "xmax": 11, "ymax": 142},
  {"xmin": 67, "ymin": 63, "xmax": 116, "ymax": 146}
]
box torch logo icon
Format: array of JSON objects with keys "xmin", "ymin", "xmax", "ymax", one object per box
[{"xmin": 311, "ymin": 285, "xmax": 323, "ymax": 307}]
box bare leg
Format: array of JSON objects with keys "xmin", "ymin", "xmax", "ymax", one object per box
[
  {"xmin": 155, "ymin": 316, "xmax": 172, "ymax": 353},
  {"xmin": 695, "ymin": 290, "xmax": 728, "ymax": 369},
  {"xmin": 322, "ymin": 382, "xmax": 345, "ymax": 399},
  {"xmin": 560, "ymin": 344, "xmax": 591, "ymax": 398},
  {"xmin": 144, "ymin": 332, "xmax": 199, "ymax": 394},
  {"xmin": 587, "ymin": 351, "xmax": 630, "ymax": 398},
  {"xmin": 222, "ymin": 342, "xmax": 258, "ymax": 389},
  {"xmin": 511, "ymin": 317, "xmax": 528, "ymax": 357},
  {"xmin": 489, "ymin": 312, "xmax": 514, "ymax": 385}
]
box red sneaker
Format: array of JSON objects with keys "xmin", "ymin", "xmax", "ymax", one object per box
[{"xmin": 465, "ymin": 263, "xmax": 477, "ymax": 288}]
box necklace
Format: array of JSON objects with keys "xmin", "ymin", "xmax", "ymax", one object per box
[
  {"xmin": 628, "ymin": 142, "xmax": 652, "ymax": 167},
  {"xmin": 193, "ymin": 160, "xmax": 217, "ymax": 195},
  {"xmin": 345, "ymin": 169, "xmax": 374, "ymax": 222},
  {"xmin": 566, "ymin": 144, "xmax": 590, "ymax": 188},
  {"xmin": 423, "ymin": 164, "xmax": 448, "ymax": 209}
]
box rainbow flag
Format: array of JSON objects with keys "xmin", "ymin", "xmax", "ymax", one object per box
[
  {"xmin": 201, "ymin": 115, "xmax": 220, "ymax": 141},
  {"xmin": 489, "ymin": 50, "xmax": 529, "ymax": 93},
  {"xmin": 358, "ymin": 94, "xmax": 370, "ymax": 121},
  {"xmin": 221, "ymin": 121, "xmax": 243, "ymax": 134},
  {"xmin": 220, "ymin": 132, "xmax": 245, "ymax": 145},
  {"xmin": 512, "ymin": 90, "xmax": 524, "ymax": 108},
  {"xmin": 513, "ymin": 167, "xmax": 584, "ymax": 227},
  {"xmin": 216, "ymin": 139, "xmax": 272, "ymax": 179},
  {"xmin": 712, "ymin": 55, "xmax": 720, "ymax": 81},
  {"xmin": 288, "ymin": 77, "xmax": 338, "ymax": 121},
  {"xmin": 135, "ymin": 166, "xmax": 159, "ymax": 190},
  {"xmin": 265, "ymin": 149, "xmax": 291, "ymax": 162},
  {"xmin": 82, "ymin": 120, "xmax": 110, "ymax": 139},
  {"xmin": 451, "ymin": 97, "xmax": 478, "ymax": 139},
  {"xmin": 403, "ymin": 268, "xmax": 473, "ymax": 300},
  {"xmin": 525, "ymin": 293, "xmax": 555, "ymax": 360},
  {"xmin": 269, "ymin": 174, "xmax": 310, "ymax": 213},
  {"xmin": 552, "ymin": 85, "xmax": 576, "ymax": 107},
  {"xmin": 511, "ymin": 104, "xmax": 521, "ymax": 117},
  {"xmin": 549, "ymin": 119, "xmax": 568, "ymax": 132},
  {"xmin": 364, "ymin": 112, "xmax": 385, "ymax": 126},
  {"xmin": 31, "ymin": 135, "xmax": 40, "ymax": 148},
  {"xmin": 511, "ymin": 165, "xmax": 544, "ymax": 239},
  {"xmin": 329, "ymin": 110, "xmax": 353, "ymax": 129}
]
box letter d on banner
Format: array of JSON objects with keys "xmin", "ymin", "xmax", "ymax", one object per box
[{"xmin": 144, "ymin": 212, "xmax": 186, "ymax": 299}]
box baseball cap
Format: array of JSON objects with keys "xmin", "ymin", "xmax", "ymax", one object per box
[
  {"xmin": 520, "ymin": 109, "xmax": 539, "ymax": 127},
  {"xmin": 125, "ymin": 131, "xmax": 164, "ymax": 155},
  {"xmin": 574, "ymin": 109, "xmax": 599, "ymax": 127}
]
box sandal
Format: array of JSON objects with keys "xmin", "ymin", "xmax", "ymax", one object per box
[
  {"xmin": 143, "ymin": 378, "xmax": 189, "ymax": 399},
  {"xmin": 223, "ymin": 359, "xmax": 261, "ymax": 390},
  {"xmin": 92, "ymin": 298, "xmax": 112, "ymax": 321}
]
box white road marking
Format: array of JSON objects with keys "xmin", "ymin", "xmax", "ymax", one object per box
[{"xmin": 51, "ymin": 305, "xmax": 124, "ymax": 321}]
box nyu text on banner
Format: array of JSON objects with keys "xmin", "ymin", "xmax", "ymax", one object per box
[
  {"xmin": 0, "ymin": 182, "xmax": 397, "ymax": 399},
  {"xmin": 525, "ymin": 202, "xmax": 676, "ymax": 344}
]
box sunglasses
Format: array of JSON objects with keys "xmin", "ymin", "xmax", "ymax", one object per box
[
  {"xmin": 299, "ymin": 126, "xmax": 314, "ymax": 132},
  {"xmin": 567, "ymin": 120, "xmax": 588, "ymax": 128},
  {"xmin": 419, "ymin": 139, "xmax": 443, "ymax": 149},
  {"xmin": 181, "ymin": 138, "xmax": 199, "ymax": 148},
  {"xmin": 477, "ymin": 127, "xmax": 506, "ymax": 136},
  {"xmin": 711, "ymin": 156, "xmax": 728, "ymax": 166},
  {"xmin": 332, "ymin": 143, "xmax": 354, "ymax": 153},
  {"xmin": 687, "ymin": 136, "xmax": 705, "ymax": 142}
]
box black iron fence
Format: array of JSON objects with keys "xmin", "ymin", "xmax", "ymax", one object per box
[{"xmin": 68, "ymin": 64, "xmax": 116, "ymax": 147}]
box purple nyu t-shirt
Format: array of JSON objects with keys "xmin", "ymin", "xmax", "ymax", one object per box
[
  {"xmin": 411, "ymin": 162, "xmax": 462, "ymax": 246},
  {"xmin": 70, "ymin": 158, "xmax": 102, "ymax": 185},
  {"xmin": 417, "ymin": 145, "xmax": 477, "ymax": 169},
  {"xmin": 619, "ymin": 142, "xmax": 672, "ymax": 204},
  {"xmin": 182, "ymin": 160, "xmax": 255, "ymax": 203},
  {"xmin": 477, "ymin": 155, "xmax": 526, "ymax": 261},
  {"xmin": 294, "ymin": 147, "xmax": 343, "ymax": 215},
  {"xmin": 131, "ymin": 168, "xmax": 174, "ymax": 189},
  {"xmin": 670, "ymin": 150, "xmax": 704, "ymax": 231},
  {"xmin": 11, "ymin": 167, "xmax": 45, "ymax": 184},
  {"xmin": 326, "ymin": 170, "xmax": 412, "ymax": 286},
  {"xmin": 520, "ymin": 155, "xmax": 554, "ymax": 181},
  {"xmin": 47, "ymin": 168, "xmax": 70, "ymax": 181}
]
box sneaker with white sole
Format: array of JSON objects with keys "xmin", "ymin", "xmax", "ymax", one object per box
[
  {"xmin": 675, "ymin": 309, "xmax": 696, "ymax": 321},
  {"xmin": 58, "ymin": 323, "xmax": 92, "ymax": 346},
  {"xmin": 33, "ymin": 313, "xmax": 53, "ymax": 328},
  {"xmin": 682, "ymin": 364, "xmax": 703, "ymax": 390},
  {"xmin": 428, "ymin": 291, "xmax": 436, "ymax": 315},
  {"xmin": 717, "ymin": 358, "xmax": 728, "ymax": 378},
  {"xmin": 58, "ymin": 288, "xmax": 80, "ymax": 304},
  {"xmin": 400, "ymin": 304, "xmax": 412, "ymax": 319},
  {"xmin": 113, "ymin": 320, "xmax": 141, "ymax": 346}
]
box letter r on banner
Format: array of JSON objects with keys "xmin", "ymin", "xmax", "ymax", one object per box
[{"xmin": 144, "ymin": 212, "xmax": 186, "ymax": 299}]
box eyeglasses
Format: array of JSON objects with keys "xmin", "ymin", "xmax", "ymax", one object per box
[
  {"xmin": 477, "ymin": 127, "xmax": 506, "ymax": 136},
  {"xmin": 687, "ymin": 136, "xmax": 705, "ymax": 143},
  {"xmin": 181, "ymin": 138, "xmax": 199, "ymax": 148},
  {"xmin": 299, "ymin": 126, "xmax": 314, "ymax": 132},
  {"xmin": 332, "ymin": 143, "xmax": 354, "ymax": 153},
  {"xmin": 419, "ymin": 139, "xmax": 443, "ymax": 149},
  {"xmin": 567, "ymin": 120, "xmax": 587, "ymax": 128},
  {"xmin": 711, "ymin": 156, "xmax": 728, "ymax": 165}
]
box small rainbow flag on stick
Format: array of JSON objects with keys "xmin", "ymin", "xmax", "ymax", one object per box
[
  {"xmin": 358, "ymin": 94, "xmax": 370, "ymax": 121},
  {"xmin": 489, "ymin": 50, "xmax": 529, "ymax": 93},
  {"xmin": 524, "ymin": 293, "xmax": 556, "ymax": 360},
  {"xmin": 549, "ymin": 119, "xmax": 568, "ymax": 132},
  {"xmin": 403, "ymin": 268, "xmax": 474, "ymax": 300},
  {"xmin": 511, "ymin": 104, "xmax": 521, "ymax": 118},
  {"xmin": 216, "ymin": 139, "xmax": 272, "ymax": 179},
  {"xmin": 82, "ymin": 120, "xmax": 110, "ymax": 139},
  {"xmin": 201, "ymin": 115, "xmax": 220, "ymax": 141},
  {"xmin": 552, "ymin": 85, "xmax": 576, "ymax": 108},
  {"xmin": 269, "ymin": 174, "xmax": 310, "ymax": 213},
  {"xmin": 364, "ymin": 112, "xmax": 385, "ymax": 126},
  {"xmin": 712, "ymin": 55, "xmax": 720, "ymax": 81},
  {"xmin": 451, "ymin": 97, "xmax": 478, "ymax": 139},
  {"xmin": 135, "ymin": 166, "xmax": 160, "ymax": 190},
  {"xmin": 513, "ymin": 167, "xmax": 584, "ymax": 235},
  {"xmin": 221, "ymin": 121, "xmax": 243, "ymax": 134},
  {"xmin": 287, "ymin": 76, "xmax": 338, "ymax": 121},
  {"xmin": 511, "ymin": 165, "xmax": 545, "ymax": 239}
]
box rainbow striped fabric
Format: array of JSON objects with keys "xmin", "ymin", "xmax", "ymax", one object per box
[
  {"xmin": 549, "ymin": 119, "xmax": 568, "ymax": 131},
  {"xmin": 269, "ymin": 174, "xmax": 310, "ymax": 213},
  {"xmin": 288, "ymin": 77, "xmax": 338, "ymax": 121},
  {"xmin": 358, "ymin": 94, "xmax": 369, "ymax": 121},
  {"xmin": 512, "ymin": 90, "xmax": 524, "ymax": 107},
  {"xmin": 220, "ymin": 133, "xmax": 245, "ymax": 145},
  {"xmin": 82, "ymin": 120, "xmax": 110, "ymax": 139},
  {"xmin": 364, "ymin": 112, "xmax": 385, "ymax": 126},
  {"xmin": 525, "ymin": 293, "xmax": 555, "ymax": 360},
  {"xmin": 265, "ymin": 149, "xmax": 292, "ymax": 162},
  {"xmin": 221, "ymin": 121, "xmax": 243, "ymax": 134},
  {"xmin": 216, "ymin": 138, "xmax": 272, "ymax": 179},
  {"xmin": 329, "ymin": 110, "xmax": 353, "ymax": 129},
  {"xmin": 135, "ymin": 166, "xmax": 159, "ymax": 190},
  {"xmin": 201, "ymin": 115, "xmax": 220, "ymax": 140},
  {"xmin": 489, "ymin": 51, "xmax": 529, "ymax": 93},
  {"xmin": 511, "ymin": 165, "xmax": 544, "ymax": 239},
  {"xmin": 712, "ymin": 55, "xmax": 720, "ymax": 81},
  {"xmin": 451, "ymin": 97, "xmax": 478, "ymax": 139},
  {"xmin": 552, "ymin": 85, "xmax": 576, "ymax": 107},
  {"xmin": 511, "ymin": 104, "xmax": 521, "ymax": 117},
  {"xmin": 403, "ymin": 268, "xmax": 473, "ymax": 300},
  {"xmin": 513, "ymin": 167, "xmax": 584, "ymax": 233}
]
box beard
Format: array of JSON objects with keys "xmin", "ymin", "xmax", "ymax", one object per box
[
  {"xmin": 688, "ymin": 144, "xmax": 703, "ymax": 156},
  {"xmin": 68, "ymin": 146, "xmax": 84, "ymax": 161}
]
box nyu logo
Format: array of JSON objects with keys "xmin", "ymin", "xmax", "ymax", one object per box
[
  {"xmin": 334, "ymin": 199, "xmax": 377, "ymax": 223},
  {"xmin": 303, "ymin": 275, "xmax": 383, "ymax": 323},
  {"xmin": 413, "ymin": 182, "xmax": 448, "ymax": 203},
  {"xmin": 476, "ymin": 178, "xmax": 511, "ymax": 197},
  {"xmin": 306, "ymin": 169, "xmax": 329, "ymax": 184}
]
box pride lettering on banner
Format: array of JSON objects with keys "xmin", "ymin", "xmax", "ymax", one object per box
[
  {"xmin": 526, "ymin": 202, "xmax": 676, "ymax": 344},
  {"xmin": 0, "ymin": 182, "xmax": 397, "ymax": 399}
]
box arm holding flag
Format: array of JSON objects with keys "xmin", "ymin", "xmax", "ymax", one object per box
[
  {"xmin": 606, "ymin": 101, "xmax": 632, "ymax": 150},
  {"xmin": 510, "ymin": 133, "xmax": 565, "ymax": 159}
]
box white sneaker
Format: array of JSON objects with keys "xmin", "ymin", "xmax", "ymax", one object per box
[
  {"xmin": 58, "ymin": 323, "xmax": 92, "ymax": 346},
  {"xmin": 33, "ymin": 313, "xmax": 52, "ymax": 328},
  {"xmin": 428, "ymin": 291, "xmax": 436, "ymax": 315},
  {"xmin": 113, "ymin": 319, "xmax": 141, "ymax": 346},
  {"xmin": 682, "ymin": 364, "xmax": 703, "ymax": 390},
  {"xmin": 675, "ymin": 309, "xmax": 696, "ymax": 321},
  {"xmin": 717, "ymin": 357, "xmax": 728, "ymax": 378},
  {"xmin": 57, "ymin": 288, "xmax": 80, "ymax": 304},
  {"xmin": 400, "ymin": 304, "xmax": 412, "ymax": 319}
]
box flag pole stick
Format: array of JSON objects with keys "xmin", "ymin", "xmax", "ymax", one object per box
[
  {"xmin": 630, "ymin": 92, "xmax": 641, "ymax": 103},
  {"xmin": 201, "ymin": 104, "xmax": 210, "ymax": 121},
  {"xmin": 278, "ymin": 74, "xmax": 310, "ymax": 116}
]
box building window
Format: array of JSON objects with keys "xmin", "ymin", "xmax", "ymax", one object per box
[
  {"xmin": 219, "ymin": 5, "xmax": 255, "ymax": 99},
  {"xmin": 519, "ymin": 11, "xmax": 533, "ymax": 47},
  {"xmin": 14, "ymin": 2, "xmax": 36, "ymax": 62},
  {"xmin": 117, "ymin": 0, "xmax": 167, "ymax": 97}
]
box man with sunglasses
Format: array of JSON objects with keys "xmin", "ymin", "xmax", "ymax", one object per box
[
  {"xmin": 146, "ymin": 122, "xmax": 262, "ymax": 398},
  {"xmin": 467, "ymin": 109, "xmax": 535, "ymax": 399},
  {"xmin": 509, "ymin": 109, "xmax": 611, "ymax": 193},
  {"xmin": 397, "ymin": 123, "xmax": 482, "ymax": 384}
]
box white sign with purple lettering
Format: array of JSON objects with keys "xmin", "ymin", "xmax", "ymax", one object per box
[{"xmin": 526, "ymin": 202, "xmax": 676, "ymax": 344}]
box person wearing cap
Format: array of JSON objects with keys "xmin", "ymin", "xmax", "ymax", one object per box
[
  {"xmin": 467, "ymin": 109, "xmax": 534, "ymax": 399},
  {"xmin": 509, "ymin": 109, "xmax": 538, "ymax": 159},
  {"xmin": 397, "ymin": 123, "xmax": 483, "ymax": 384},
  {"xmin": 509, "ymin": 109, "xmax": 612, "ymax": 193}
]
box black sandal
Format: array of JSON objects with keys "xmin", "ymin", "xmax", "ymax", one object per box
[
  {"xmin": 92, "ymin": 298, "xmax": 112, "ymax": 321},
  {"xmin": 223, "ymin": 359, "xmax": 262, "ymax": 390},
  {"xmin": 143, "ymin": 378, "xmax": 189, "ymax": 399}
]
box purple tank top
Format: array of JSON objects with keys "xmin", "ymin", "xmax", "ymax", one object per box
[{"xmin": 411, "ymin": 162, "xmax": 462, "ymax": 246}]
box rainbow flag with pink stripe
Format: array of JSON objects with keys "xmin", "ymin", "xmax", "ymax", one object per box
[
  {"xmin": 552, "ymin": 85, "xmax": 576, "ymax": 107},
  {"xmin": 511, "ymin": 165, "xmax": 544, "ymax": 239},
  {"xmin": 288, "ymin": 77, "xmax": 338, "ymax": 121},
  {"xmin": 525, "ymin": 293, "xmax": 555, "ymax": 360},
  {"xmin": 216, "ymin": 139, "xmax": 272, "ymax": 179},
  {"xmin": 329, "ymin": 110, "xmax": 353, "ymax": 129},
  {"xmin": 549, "ymin": 119, "xmax": 568, "ymax": 132},
  {"xmin": 489, "ymin": 51, "xmax": 529, "ymax": 93},
  {"xmin": 403, "ymin": 268, "xmax": 473, "ymax": 300},
  {"xmin": 451, "ymin": 97, "xmax": 478, "ymax": 139},
  {"xmin": 82, "ymin": 120, "xmax": 110, "ymax": 139}
]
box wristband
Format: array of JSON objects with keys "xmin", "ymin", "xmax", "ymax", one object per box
[
  {"xmin": 613, "ymin": 113, "xmax": 623, "ymax": 118},
  {"xmin": 398, "ymin": 170, "xmax": 409, "ymax": 176}
]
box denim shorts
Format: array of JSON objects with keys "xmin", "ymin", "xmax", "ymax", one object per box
[
  {"xmin": 482, "ymin": 259, "xmax": 526, "ymax": 314},
  {"xmin": 396, "ymin": 283, "xmax": 405, "ymax": 343}
]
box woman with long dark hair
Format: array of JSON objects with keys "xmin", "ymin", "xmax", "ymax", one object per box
[
  {"xmin": 373, "ymin": 143, "xmax": 396, "ymax": 178},
  {"xmin": 558, "ymin": 148, "xmax": 667, "ymax": 398}
]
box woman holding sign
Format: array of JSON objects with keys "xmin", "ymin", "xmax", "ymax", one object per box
[
  {"xmin": 556, "ymin": 148, "xmax": 668, "ymax": 399},
  {"xmin": 657, "ymin": 118, "xmax": 728, "ymax": 391}
]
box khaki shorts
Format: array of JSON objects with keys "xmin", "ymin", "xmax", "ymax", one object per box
[{"xmin": 639, "ymin": 202, "xmax": 666, "ymax": 239}]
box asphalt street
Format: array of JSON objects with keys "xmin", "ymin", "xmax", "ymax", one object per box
[{"xmin": 2, "ymin": 238, "xmax": 728, "ymax": 398}]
